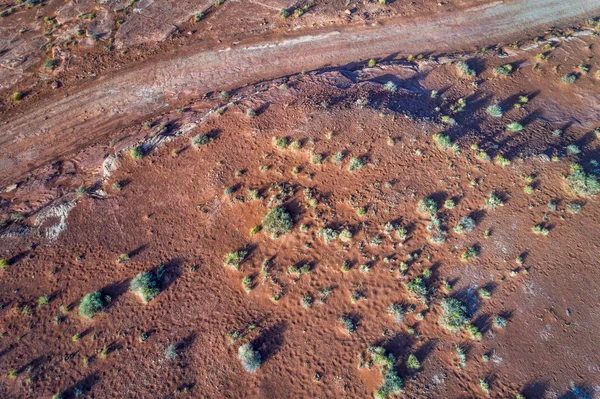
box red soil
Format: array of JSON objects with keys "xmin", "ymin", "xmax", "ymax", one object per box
[{"xmin": 1, "ymin": 2, "xmax": 600, "ymax": 399}]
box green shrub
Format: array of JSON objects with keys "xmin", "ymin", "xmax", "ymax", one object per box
[
  {"xmin": 486, "ymin": 104, "xmax": 503, "ymax": 117},
  {"xmin": 165, "ymin": 344, "xmax": 178, "ymax": 359},
  {"xmin": 79, "ymin": 291, "xmax": 104, "ymax": 318},
  {"xmin": 432, "ymin": 133, "xmax": 457, "ymax": 151},
  {"xmin": 192, "ymin": 134, "xmax": 211, "ymax": 147},
  {"xmin": 478, "ymin": 288, "xmax": 491, "ymax": 299},
  {"xmin": 339, "ymin": 316, "xmax": 357, "ymax": 334},
  {"xmin": 272, "ymin": 136, "xmax": 289, "ymax": 149},
  {"xmin": 566, "ymin": 144, "xmax": 581, "ymax": 155},
  {"xmin": 44, "ymin": 59, "xmax": 58, "ymax": 71},
  {"xmin": 310, "ymin": 153, "xmax": 324, "ymax": 164},
  {"xmin": 456, "ymin": 61, "xmax": 475, "ymax": 77},
  {"xmin": 466, "ymin": 324, "xmax": 482, "ymax": 340},
  {"xmin": 333, "ymin": 151, "xmax": 345, "ymax": 164},
  {"xmin": 492, "ymin": 64, "xmax": 513, "ymax": 76},
  {"xmin": 224, "ymin": 248, "xmax": 248, "ymax": 270},
  {"xmin": 418, "ymin": 197, "xmax": 438, "ymax": 215},
  {"xmin": 493, "ymin": 315, "xmax": 508, "ymax": 328},
  {"xmin": 318, "ymin": 227, "xmax": 339, "ymax": 244},
  {"xmin": 562, "ymin": 73, "xmax": 577, "ymax": 84},
  {"xmin": 37, "ymin": 296, "xmax": 50, "ymax": 306},
  {"xmin": 454, "ymin": 216, "xmax": 476, "ymax": 233},
  {"xmin": 566, "ymin": 164, "xmax": 600, "ymax": 197},
  {"xmin": 262, "ymin": 206, "xmax": 293, "ymax": 238},
  {"xmin": 387, "ymin": 303, "xmax": 404, "ymax": 323},
  {"xmin": 339, "ymin": 228, "xmax": 353, "ymax": 242},
  {"xmin": 406, "ymin": 277, "xmax": 427, "ymax": 297},
  {"xmin": 288, "ymin": 263, "xmax": 310, "ymax": 277},
  {"xmin": 484, "ymin": 192, "xmax": 503, "ymax": 209},
  {"xmin": 406, "ymin": 354, "xmax": 420, "ymax": 369},
  {"xmin": 367, "ymin": 346, "xmax": 403, "ymax": 398},
  {"xmin": 532, "ymin": 224, "xmax": 550, "ymax": 235},
  {"xmin": 130, "ymin": 267, "xmax": 164, "ymax": 303},
  {"xmin": 348, "ymin": 157, "xmax": 364, "ymax": 171},
  {"xmin": 242, "ymin": 276, "xmax": 252, "ymax": 293},
  {"xmin": 384, "ymin": 81, "xmax": 397, "ymax": 92},
  {"xmin": 238, "ymin": 343, "xmax": 262, "ymax": 373},
  {"xmin": 440, "ymin": 298, "xmax": 469, "ymax": 331},
  {"xmin": 507, "ymin": 122, "xmax": 523, "ymax": 132},
  {"xmin": 479, "ymin": 378, "xmax": 490, "ymax": 393},
  {"xmin": 460, "ymin": 246, "xmax": 479, "ymax": 262},
  {"xmin": 130, "ymin": 146, "xmax": 144, "ymax": 160},
  {"xmin": 0, "ymin": 259, "xmax": 9, "ymax": 269}
]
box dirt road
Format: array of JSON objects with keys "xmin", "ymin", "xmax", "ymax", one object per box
[{"xmin": 1, "ymin": 0, "xmax": 600, "ymax": 186}]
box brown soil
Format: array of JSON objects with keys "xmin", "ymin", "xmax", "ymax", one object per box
[
  {"xmin": 2, "ymin": 0, "xmax": 600, "ymax": 188},
  {"xmin": 2, "ymin": 1, "xmax": 600, "ymax": 399}
]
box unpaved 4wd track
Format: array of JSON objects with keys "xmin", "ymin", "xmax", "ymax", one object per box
[{"xmin": 1, "ymin": 0, "xmax": 600, "ymax": 185}]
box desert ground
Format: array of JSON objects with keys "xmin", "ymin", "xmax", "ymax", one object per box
[{"xmin": 2, "ymin": 0, "xmax": 600, "ymax": 398}]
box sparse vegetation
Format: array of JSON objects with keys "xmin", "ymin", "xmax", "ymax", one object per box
[
  {"xmin": 262, "ymin": 206, "xmax": 293, "ymax": 238},
  {"xmin": 562, "ymin": 73, "xmax": 577, "ymax": 84},
  {"xmin": 238, "ymin": 343, "xmax": 262, "ymax": 373},
  {"xmin": 130, "ymin": 146, "xmax": 144, "ymax": 160},
  {"xmin": 165, "ymin": 344, "xmax": 178, "ymax": 360},
  {"xmin": 224, "ymin": 248, "xmax": 248, "ymax": 270},
  {"xmin": 272, "ymin": 136, "xmax": 289, "ymax": 149},
  {"xmin": 130, "ymin": 266, "xmax": 164, "ymax": 303},
  {"xmin": 78, "ymin": 291, "xmax": 105, "ymax": 318},
  {"xmin": 460, "ymin": 246, "xmax": 479, "ymax": 262},
  {"xmin": 493, "ymin": 315, "xmax": 508, "ymax": 329},
  {"xmin": 406, "ymin": 354, "xmax": 420, "ymax": 369},
  {"xmin": 432, "ymin": 133, "xmax": 457, "ymax": 151},
  {"xmin": 440, "ymin": 298, "xmax": 469, "ymax": 331},
  {"xmin": 456, "ymin": 60, "xmax": 476, "ymax": 77},
  {"xmin": 339, "ymin": 315, "xmax": 357, "ymax": 334},
  {"xmin": 507, "ymin": 122, "xmax": 523, "ymax": 132},
  {"xmin": 192, "ymin": 134, "xmax": 211, "ymax": 147},
  {"xmin": 367, "ymin": 346, "xmax": 403, "ymax": 399},
  {"xmin": 486, "ymin": 104, "xmax": 503, "ymax": 117},
  {"xmin": 348, "ymin": 157, "xmax": 364, "ymax": 171},
  {"xmin": 493, "ymin": 64, "xmax": 513, "ymax": 76},
  {"xmin": 418, "ymin": 197, "xmax": 438, "ymax": 215},
  {"xmin": 484, "ymin": 192, "xmax": 504, "ymax": 209},
  {"xmin": 566, "ymin": 164, "xmax": 600, "ymax": 197},
  {"xmin": 454, "ymin": 216, "xmax": 476, "ymax": 233}
]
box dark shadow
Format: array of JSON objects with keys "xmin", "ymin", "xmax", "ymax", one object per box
[
  {"xmin": 128, "ymin": 245, "xmax": 147, "ymax": 259},
  {"xmin": 451, "ymin": 287, "xmax": 480, "ymax": 316},
  {"xmin": 380, "ymin": 332, "xmax": 417, "ymax": 362},
  {"xmin": 0, "ymin": 344, "xmax": 16, "ymax": 359},
  {"xmin": 101, "ymin": 279, "xmax": 131, "ymax": 308},
  {"xmin": 414, "ymin": 339, "xmax": 438, "ymax": 364},
  {"xmin": 159, "ymin": 258, "xmax": 184, "ymax": 292},
  {"xmin": 253, "ymin": 321, "xmax": 287, "ymax": 363},
  {"xmin": 17, "ymin": 355, "xmax": 49, "ymax": 374},
  {"xmin": 473, "ymin": 313, "xmax": 492, "ymax": 334},
  {"xmin": 63, "ymin": 372, "xmax": 99, "ymax": 399},
  {"xmin": 558, "ymin": 383, "xmax": 595, "ymax": 399},
  {"xmin": 79, "ymin": 327, "xmax": 94, "ymax": 340},
  {"xmin": 176, "ymin": 331, "xmax": 197, "ymax": 352},
  {"xmin": 522, "ymin": 380, "xmax": 550, "ymax": 399}
]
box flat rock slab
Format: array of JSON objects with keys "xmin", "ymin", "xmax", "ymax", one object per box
[{"xmin": 115, "ymin": 0, "xmax": 212, "ymax": 47}]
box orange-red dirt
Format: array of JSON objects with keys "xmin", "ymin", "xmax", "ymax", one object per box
[{"xmin": 2, "ymin": 1, "xmax": 600, "ymax": 399}]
